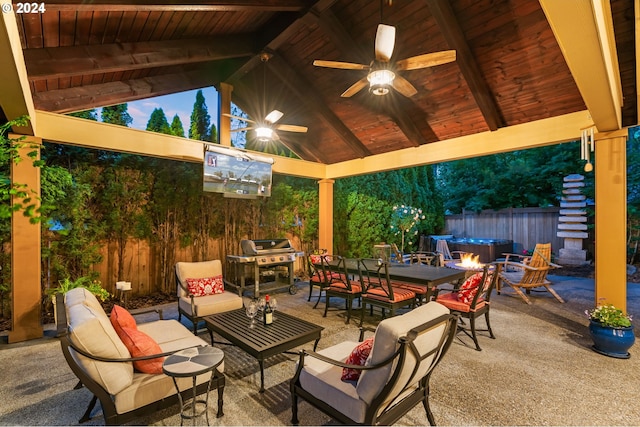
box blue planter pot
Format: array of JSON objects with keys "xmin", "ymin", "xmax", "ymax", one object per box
[{"xmin": 589, "ymin": 320, "xmax": 635, "ymax": 359}]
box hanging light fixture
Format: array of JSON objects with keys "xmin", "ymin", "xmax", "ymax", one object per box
[
  {"xmin": 368, "ymin": 69, "xmax": 395, "ymax": 95},
  {"xmin": 255, "ymin": 126, "xmax": 273, "ymax": 141}
]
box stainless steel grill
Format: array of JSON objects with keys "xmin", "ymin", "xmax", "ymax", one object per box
[{"xmin": 226, "ymin": 239, "xmax": 302, "ymax": 297}]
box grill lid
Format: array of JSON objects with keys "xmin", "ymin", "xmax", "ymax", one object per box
[{"xmin": 241, "ymin": 239, "xmax": 294, "ymax": 255}]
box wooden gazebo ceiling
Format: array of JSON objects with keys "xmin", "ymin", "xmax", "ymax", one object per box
[{"xmin": 13, "ymin": 0, "xmax": 637, "ymax": 165}]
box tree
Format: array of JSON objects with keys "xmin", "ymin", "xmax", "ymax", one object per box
[
  {"xmin": 101, "ymin": 104, "xmax": 133, "ymax": 127},
  {"xmin": 146, "ymin": 108, "xmax": 171, "ymax": 134},
  {"xmin": 68, "ymin": 109, "xmax": 98, "ymax": 121},
  {"xmin": 189, "ymin": 90, "xmax": 211, "ymax": 141},
  {"xmin": 170, "ymin": 114, "xmax": 185, "ymax": 137}
]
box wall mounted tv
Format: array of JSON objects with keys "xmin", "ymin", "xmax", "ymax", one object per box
[{"xmin": 203, "ymin": 144, "xmax": 274, "ymax": 199}]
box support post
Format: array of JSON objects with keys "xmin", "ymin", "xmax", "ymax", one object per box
[
  {"xmin": 219, "ymin": 82, "xmax": 233, "ymax": 147},
  {"xmin": 594, "ymin": 130, "xmax": 628, "ymax": 310},
  {"xmin": 317, "ymin": 179, "xmax": 334, "ymax": 253},
  {"xmin": 9, "ymin": 135, "xmax": 43, "ymax": 343}
]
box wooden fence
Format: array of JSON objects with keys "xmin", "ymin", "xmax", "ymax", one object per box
[{"xmin": 443, "ymin": 207, "xmax": 588, "ymax": 255}]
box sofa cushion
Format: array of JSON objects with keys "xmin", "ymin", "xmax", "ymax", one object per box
[
  {"xmin": 110, "ymin": 304, "xmax": 137, "ymax": 336},
  {"xmin": 341, "ymin": 337, "xmax": 374, "ymax": 381},
  {"xmin": 356, "ymin": 302, "xmax": 450, "ymax": 405},
  {"xmin": 117, "ymin": 326, "xmax": 165, "ymax": 374},
  {"xmin": 299, "ymin": 340, "xmax": 368, "ymax": 423},
  {"xmin": 65, "ymin": 287, "xmax": 104, "ymax": 316},
  {"xmin": 186, "ymin": 275, "xmax": 224, "ymax": 297},
  {"xmin": 176, "ymin": 260, "xmax": 222, "ymax": 298},
  {"xmin": 67, "ymin": 302, "xmax": 134, "ymax": 395},
  {"xmin": 178, "ymin": 291, "xmax": 243, "ymax": 317}
]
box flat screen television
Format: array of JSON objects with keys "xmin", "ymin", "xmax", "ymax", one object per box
[{"xmin": 203, "ymin": 144, "xmax": 274, "ymax": 198}]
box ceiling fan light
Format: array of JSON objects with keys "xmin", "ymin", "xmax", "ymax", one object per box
[
  {"xmin": 255, "ymin": 126, "xmax": 273, "ymax": 141},
  {"xmin": 367, "ymin": 69, "xmax": 395, "ymax": 95}
]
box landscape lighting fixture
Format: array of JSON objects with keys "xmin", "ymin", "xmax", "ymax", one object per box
[{"xmin": 368, "ymin": 69, "xmax": 395, "ymax": 95}]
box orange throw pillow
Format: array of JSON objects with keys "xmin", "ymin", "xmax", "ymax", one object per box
[
  {"xmin": 117, "ymin": 326, "xmax": 165, "ymax": 374},
  {"xmin": 110, "ymin": 304, "xmax": 137, "ymax": 336}
]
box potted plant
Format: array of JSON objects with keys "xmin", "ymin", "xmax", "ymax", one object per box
[{"xmin": 585, "ymin": 304, "xmax": 635, "ymax": 359}]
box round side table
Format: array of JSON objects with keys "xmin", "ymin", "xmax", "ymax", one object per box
[{"xmin": 162, "ymin": 346, "xmax": 224, "ymax": 426}]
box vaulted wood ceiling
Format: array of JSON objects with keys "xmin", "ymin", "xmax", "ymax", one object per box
[{"xmin": 7, "ymin": 0, "xmax": 638, "ymax": 165}]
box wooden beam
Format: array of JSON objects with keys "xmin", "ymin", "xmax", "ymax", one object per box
[
  {"xmin": 326, "ymin": 110, "xmax": 593, "ymax": 179},
  {"xmin": 32, "ymin": 62, "xmax": 244, "ymax": 113},
  {"xmin": 540, "ymin": 0, "xmax": 622, "ymax": 131},
  {"xmin": 42, "ymin": 0, "xmax": 308, "ymax": 12},
  {"xmin": 267, "ymin": 54, "xmax": 372, "ymax": 158},
  {"xmin": 0, "ymin": 12, "xmax": 35, "ymax": 133},
  {"xmin": 34, "ymin": 110, "xmax": 328, "ymax": 179},
  {"xmin": 225, "ymin": 0, "xmax": 335, "ymax": 83},
  {"xmin": 24, "ymin": 36, "xmax": 254, "ymax": 80},
  {"xmin": 425, "ymin": 0, "xmax": 504, "ymax": 131}
]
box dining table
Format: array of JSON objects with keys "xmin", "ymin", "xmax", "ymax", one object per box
[{"xmin": 323, "ymin": 257, "xmax": 467, "ymax": 289}]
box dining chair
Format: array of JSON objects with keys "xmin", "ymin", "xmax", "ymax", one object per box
[
  {"xmin": 307, "ymin": 252, "xmax": 341, "ymax": 308},
  {"xmin": 357, "ymin": 258, "xmax": 417, "ymax": 327},
  {"xmin": 434, "ymin": 263, "xmax": 498, "ymax": 351},
  {"xmin": 322, "ymin": 255, "xmax": 363, "ymax": 324}
]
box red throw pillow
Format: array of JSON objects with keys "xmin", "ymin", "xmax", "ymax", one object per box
[
  {"xmin": 110, "ymin": 304, "xmax": 137, "ymax": 337},
  {"xmin": 341, "ymin": 337, "xmax": 374, "ymax": 382},
  {"xmin": 117, "ymin": 326, "xmax": 165, "ymax": 374},
  {"xmin": 310, "ymin": 254, "xmax": 322, "ymax": 264},
  {"xmin": 186, "ymin": 275, "xmax": 224, "ymax": 296},
  {"xmin": 457, "ymin": 272, "xmax": 483, "ymax": 304}
]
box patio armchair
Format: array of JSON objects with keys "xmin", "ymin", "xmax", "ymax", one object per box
[
  {"xmin": 290, "ymin": 301, "xmax": 458, "ymax": 425},
  {"xmin": 410, "ymin": 251, "xmax": 441, "ymax": 266},
  {"xmin": 497, "ymin": 243, "xmax": 565, "ymax": 304},
  {"xmin": 322, "ymin": 255, "xmax": 363, "ymax": 324},
  {"xmin": 435, "ymin": 240, "xmax": 466, "ymax": 266},
  {"xmin": 58, "ymin": 287, "xmax": 225, "ymax": 425},
  {"xmin": 357, "ymin": 258, "xmax": 417, "ymax": 326},
  {"xmin": 434, "ymin": 263, "xmax": 498, "ymax": 351},
  {"xmin": 175, "ymin": 260, "xmax": 244, "ymax": 337},
  {"xmin": 307, "ymin": 252, "xmax": 341, "ymax": 308}
]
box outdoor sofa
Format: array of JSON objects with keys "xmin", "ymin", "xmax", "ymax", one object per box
[{"xmin": 58, "ymin": 287, "xmax": 225, "ymax": 425}]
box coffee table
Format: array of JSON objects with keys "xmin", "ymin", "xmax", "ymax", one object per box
[{"xmin": 205, "ymin": 308, "xmax": 323, "ymax": 392}]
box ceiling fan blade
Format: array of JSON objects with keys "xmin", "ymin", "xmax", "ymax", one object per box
[
  {"xmin": 264, "ymin": 109, "xmax": 284, "ymax": 124},
  {"xmin": 313, "ymin": 60, "xmax": 369, "ymax": 70},
  {"xmin": 275, "ymin": 124, "xmax": 308, "ymax": 133},
  {"xmin": 392, "ymin": 75, "xmax": 418, "ymax": 97},
  {"xmin": 395, "ymin": 50, "xmax": 456, "ymax": 71},
  {"xmin": 222, "ymin": 113, "xmax": 256, "ymax": 124},
  {"xmin": 375, "ymin": 24, "xmax": 396, "ymax": 62},
  {"xmin": 341, "ymin": 76, "xmax": 369, "ymax": 97},
  {"xmin": 231, "ymin": 126, "xmax": 254, "ymax": 133}
]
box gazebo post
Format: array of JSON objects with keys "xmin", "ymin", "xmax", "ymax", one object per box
[{"xmin": 9, "ymin": 136, "xmax": 43, "ymax": 343}]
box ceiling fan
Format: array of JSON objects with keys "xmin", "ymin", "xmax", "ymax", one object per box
[
  {"xmin": 313, "ymin": 23, "xmax": 456, "ymax": 98},
  {"xmin": 223, "ymin": 109, "xmax": 307, "ymax": 142}
]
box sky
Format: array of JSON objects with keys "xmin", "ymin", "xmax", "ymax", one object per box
[{"xmin": 123, "ymin": 87, "xmax": 220, "ymax": 132}]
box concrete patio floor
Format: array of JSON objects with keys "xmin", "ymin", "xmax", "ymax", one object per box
[{"xmin": 0, "ymin": 274, "xmax": 639, "ymax": 425}]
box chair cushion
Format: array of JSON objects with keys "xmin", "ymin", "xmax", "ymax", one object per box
[
  {"xmin": 458, "ymin": 272, "xmax": 483, "ymax": 304},
  {"xmin": 117, "ymin": 326, "xmax": 165, "ymax": 374},
  {"xmin": 329, "ymin": 281, "xmax": 362, "ymax": 293},
  {"xmin": 186, "ymin": 275, "xmax": 224, "ymax": 296},
  {"xmin": 178, "ymin": 291, "xmax": 243, "ymax": 317},
  {"xmin": 110, "ymin": 304, "xmax": 137, "ymax": 336},
  {"xmin": 357, "ymin": 302, "xmax": 449, "ymax": 405},
  {"xmin": 341, "ymin": 337, "xmax": 374, "ymax": 381},
  {"xmin": 436, "ymin": 292, "xmax": 486, "ymax": 312},
  {"xmin": 298, "ymin": 341, "xmax": 368, "ymax": 423},
  {"xmin": 365, "ymin": 286, "xmax": 415, "ymax": 302},
  {"xmin": 393, "ymin": 282, "xmax": 430, "ymax": 296}
]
